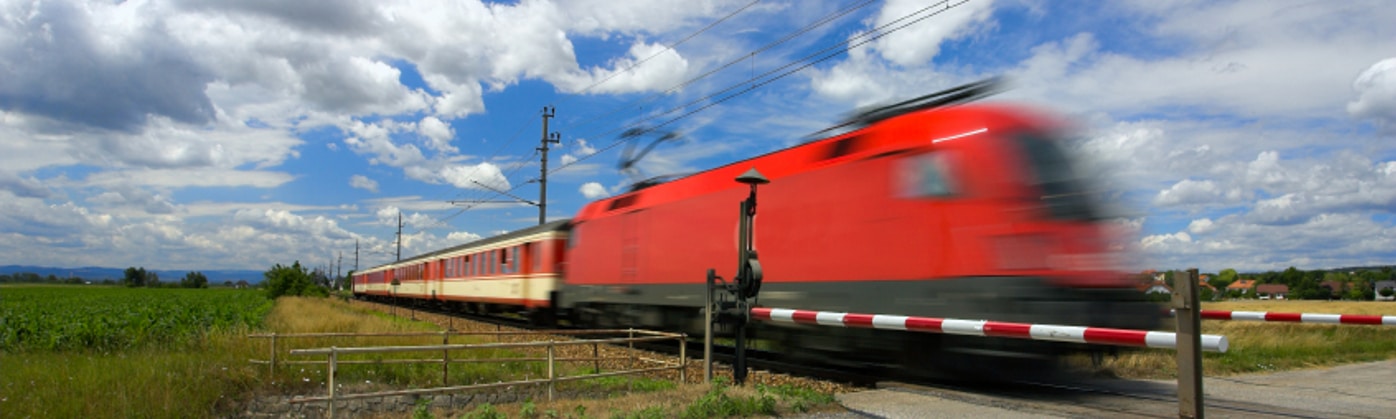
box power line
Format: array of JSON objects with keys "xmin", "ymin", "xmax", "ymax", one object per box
[
  {"xmin": 551, "ymin": 0, "xmax": 972, "ymax": 174},
  {"xmin": 563, "ymin": 0, "xmax": 878, "ymax": 135},
  {"xmin": 446, "ymin": 0, "xmax": 972, "ymax": 221},
  {"xmin": 563, "ymin": 0, "xmax": 762, "ymax": 99}
]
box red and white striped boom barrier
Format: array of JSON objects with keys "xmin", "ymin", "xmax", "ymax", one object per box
[
  {"xmin": 1192, "ymin": 310, "xmax": 1396, "ymax": 326},
  {"xmin": 752, "ymin": 307, "xmax": 1228, "ymax": 353}
]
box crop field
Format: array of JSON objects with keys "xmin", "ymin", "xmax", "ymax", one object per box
[{"xmin": 0, "ymin": 285, "xmax": 273, "ymax": 352}]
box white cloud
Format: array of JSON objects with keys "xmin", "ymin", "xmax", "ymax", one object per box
[
  {"xmin": 559, "ymin": 41, "xmax": 691, "ymax": 94},
  {"xmin": 1347, "ymin": 57, "xmax": 1396, "ymax": 131},
  {"xmin": 418, "ymin": 116, "xmax": 456, "ymax": 153},
  {"xmin": 870, "ymin": 0, "xmax": 995, "ymax": 66},
  {"xmin": 439, "ymin": 162, "xmax": 511, "ymax": 191},
  {"xmin": 1154, "ymin": 179, "xmax": 1221, "ymax": 207},
  {"xmin": 349, "ymin": 175, "xmax": 379, "ymax": 193},
  {"xmin": 579, "ymin": 182, "xmax": 610, "ymax": 199}
]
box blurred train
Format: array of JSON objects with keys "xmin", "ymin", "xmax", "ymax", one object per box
[{"xmin": 353, "ymin": 80, "xmax": 1159, "ymax": 378}]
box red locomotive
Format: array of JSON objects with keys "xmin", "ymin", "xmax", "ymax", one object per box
[{"xmin": 355, "ymin": 80, "xmax": 1158, "ymax": 377}]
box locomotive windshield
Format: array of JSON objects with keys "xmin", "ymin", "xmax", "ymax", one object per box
[{"xmin": 1011, "ymin": 132, "xmax": 1100, "ymax": 221}]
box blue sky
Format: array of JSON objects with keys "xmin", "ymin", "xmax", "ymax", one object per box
[{"xmin": 1, "ymin": 0, "xmax": 1393, "ymax": 274}]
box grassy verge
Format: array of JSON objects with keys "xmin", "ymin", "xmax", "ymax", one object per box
[
  {"xmin": 1074, "ymin": 301, "xmax": 1396, "ymax": 379},
  {"xmin": 411, "ymin": 379, "xmax": 839, "ymax": 419}
]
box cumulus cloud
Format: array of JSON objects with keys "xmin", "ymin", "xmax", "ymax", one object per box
[
  {"xmin": 418, "ymin": 116, "xmax": 456, "ymax": 153},
  {"xmin": 349, "ymin": 174, "xmax": 379, "ymax": 193},
  {"xmin": 0, "ymin": 0, "xmax": 216, "ymax": 132},
  {"xmin": 559, "ymin": 41, "xmax": 691, "ymax": 94},
  {"xmin": 0, "ymin": 172, "xmax": 52, "ymax": 199},
  {"xmin": 440, "ymin": 162, "xmax": 511, "ymax": 191},
  {"xmin": 870, "ymin": 0, "xmax": 995, "ymax": 67},
  {"xmin": 1347, "ymin": 58, "xmax": 1396, "ymax": 130},
  {"xmin": 1154, "ymin": 179, "xmax": 1221, "ymax": 207},
  {"xmin": 579, "ymin": 182, "xmax": 610, "ymax": 199}
]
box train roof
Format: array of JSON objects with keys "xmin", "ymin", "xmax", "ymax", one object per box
[
  {"xmin": 358, "ymin": 219, "xmax": 571, "ymax": 273},
  {"xmin": 574, "ymin": 102, "xmax": 1054, "ymax": 222}
]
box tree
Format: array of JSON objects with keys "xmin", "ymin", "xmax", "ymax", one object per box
[
  {"xmin": 123, "ymin": 267, "xmax": 148, "ymax": 287},
  {"xmin": 180, "ymin": 271, "xmax": 209, "ymax": 288},
  {"xmin": 1381, "ymin": 287, "xmax": 1395, "ymax": 299},
  {"xmin": 264, "ymin": 261, "xmax": 327, "ymax": 299}
]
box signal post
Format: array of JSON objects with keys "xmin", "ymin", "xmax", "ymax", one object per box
[{"xmin": 705, "ymin": 167, "xmax": 769, "ymax": 385}]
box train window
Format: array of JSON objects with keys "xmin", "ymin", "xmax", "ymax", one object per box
[
  {"xmin": 823, "ymin": 135, "xmax": 864, "ymax": 160},
  {"xmin": 608, "ymin": 195, "xmax": 638, "ymax": 211},
  {"xmin": 511, "ymin": 246, "xmax": 520, "ymax": 274},
  {"xmin": 1010, "ymin": 132, "xmax": 1099, "ymax": 221},
  {"xmin": 898, "ymin": 152, "xmax": 957, "ymax": 197},
  {"xmin": 532, "ymin": 243, "xmax": 542, "ymax": 271}
]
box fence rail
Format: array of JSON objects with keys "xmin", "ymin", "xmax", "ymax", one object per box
[{"xmin": 250, "ymin": 329, "xmax": 686, "ymax": 418}]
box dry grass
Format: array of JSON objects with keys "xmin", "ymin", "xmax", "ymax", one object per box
[
  {"xmin": 1076, "ymin": 301, "xmax": 1396, "ymax": 379},
  {"xmin": 398, "ymin": 381, "xmax": 844, "ymax": 419}
]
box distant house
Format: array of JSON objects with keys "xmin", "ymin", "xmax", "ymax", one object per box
[
  {"xmin": 1375, "ymin": 280, "xmax": 1396, "ymax": 301},
  {"xmin": 1319, "ymin": 281, "xmax": 1347, "ymax": 299},
  {"xmin": 1143, "ymin": 280, "xmax": 1172, "ymax": 295},
  {"xmin": 1257, "ymin": 284, "xmax": 1289, "ymax": 300},
  {"xmin": 1227, "ymin": 279, "xmax": 1257, "ymax": 295},
  {"xmin": 235, "ymin": 280, "xmax": 250, "ymax": 289}
]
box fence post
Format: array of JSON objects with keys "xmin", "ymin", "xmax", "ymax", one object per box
[
  {"xmin": 442, "ymin": 331, "xmax": 450, "ymax": 386},
  {"xmin": 704, "ymin": 269, "xmax": 714, "ymax": 383},
  {"xmin": 547, "ymin": 342, "xmax": 556, "ymax": 402},
  {"xmin": 328, "ymin": 346, "xmax": 338, "ymax": 419},
  {"xmin": 269, "ymin": 333, "xmax": 277, "ymax": 376},
  {"xmin": 1173, "ymin": 269, "xmax": 1205, "ymax": 419},
  {"xmin": 679, "ymin": 333, "xmax": 688, "ymax": 384},
  {"xmin": 592, "ymin": 342, "xmax": 600, "ymax": 374}
]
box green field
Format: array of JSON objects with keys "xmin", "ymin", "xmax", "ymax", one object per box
[
  {"xmin": 1, "ymin": 285, "xmax": 274, "ymax": 418},
  {"xmin": 1, "ymin": 285, "xmax": 272, "ymax": 352}
]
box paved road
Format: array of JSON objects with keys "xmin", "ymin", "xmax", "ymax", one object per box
[{"xmin": 833, "ymin": 359, "xmax": 1396, "ymax": 418}]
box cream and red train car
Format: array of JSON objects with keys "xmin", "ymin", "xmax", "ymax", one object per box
[
  {"xmin": 353, "ymin": 220, "xmax": 569, "ymax": 318},
  {"xmin": 558, "ymin": 99, "xmax": 1158, "ymax": 377}
]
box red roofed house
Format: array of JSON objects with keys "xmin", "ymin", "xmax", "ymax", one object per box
[
  {"xmin": 1256, "ymin": 284, "xmax": 1289, "ymax": 300},
  {"xmin": 1227, "ymin": 279, "xmax": 1257, "ymax": 296},
  {"xmin": 1319, "ymin": 281, "xmax": 1347, "ymax": 299}
]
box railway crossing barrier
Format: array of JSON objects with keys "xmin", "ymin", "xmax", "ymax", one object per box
[
  {"xmin": 1173, "ymin": 309, "xmax": 1396, "ymax": 326},
  {"xmin": 747, "ymin": 307, "xmax": 1229, "ymax": 352},
  {"xmin": 748, "ymin": 268, "xmax": 1221, "ymax": 419}
]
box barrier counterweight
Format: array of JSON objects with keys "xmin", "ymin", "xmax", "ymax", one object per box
[{"xmin": 751, "ymin": 307, "xmax": 1229, "ymax": 353}]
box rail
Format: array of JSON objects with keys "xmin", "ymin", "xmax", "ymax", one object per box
[{"xmin": 254, "ymin": 329, "xmax": 686, "ymax": 418}]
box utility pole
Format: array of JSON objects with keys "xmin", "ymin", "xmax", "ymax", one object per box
[
  {"xmin": 395, "ymin": 211, "xmax": 403, "ymax": 262},
  {"xmin": 354, "ymin": 239, "xmax": 360, "ymax": 271},
  {"xmin": 447, "ymin": 105, "xmax": 558, "ymax": 222},
  {"xmin": 538, "ymin": 106, "xmax": 559, "ymax": 225}
]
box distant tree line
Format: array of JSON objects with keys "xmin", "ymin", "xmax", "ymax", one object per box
[
  {"xmin": 1155, "ymin": 265, "xmax": 1395, "ymax": 301},
  {"xmin": 120, "ymin": 267, "xmax": 212, "ymax": 288},
  {"xmin": 0, "ymin": 268, "xmax": 231, "ymax": 289},
  {"xmin": 0, "ymin": 272, "xmax": 109, "ymax": 285}
]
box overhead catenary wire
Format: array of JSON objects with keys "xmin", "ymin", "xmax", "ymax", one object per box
[
  {"xmin": 432, "ymin": 1, "xmax": 770, "ymax": 229},
  {"xmin": 563, "ymin": 0, "xmax": 879, "ymax": 135},
  {"xmin": 552, "ymin": 0, "xmax": 972, "ymax": 174},
  {"xmin": 561, "ymin": 0, "xmax": 763, "ymax": 101},
  {"xmin": 448, "ymin": 0, "xmax": 972, "ymax": 225}
]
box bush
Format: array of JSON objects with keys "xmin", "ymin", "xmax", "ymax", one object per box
[{"xmin": 263, "ymin": 261, "xmax": 328, "ymax": 299}]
